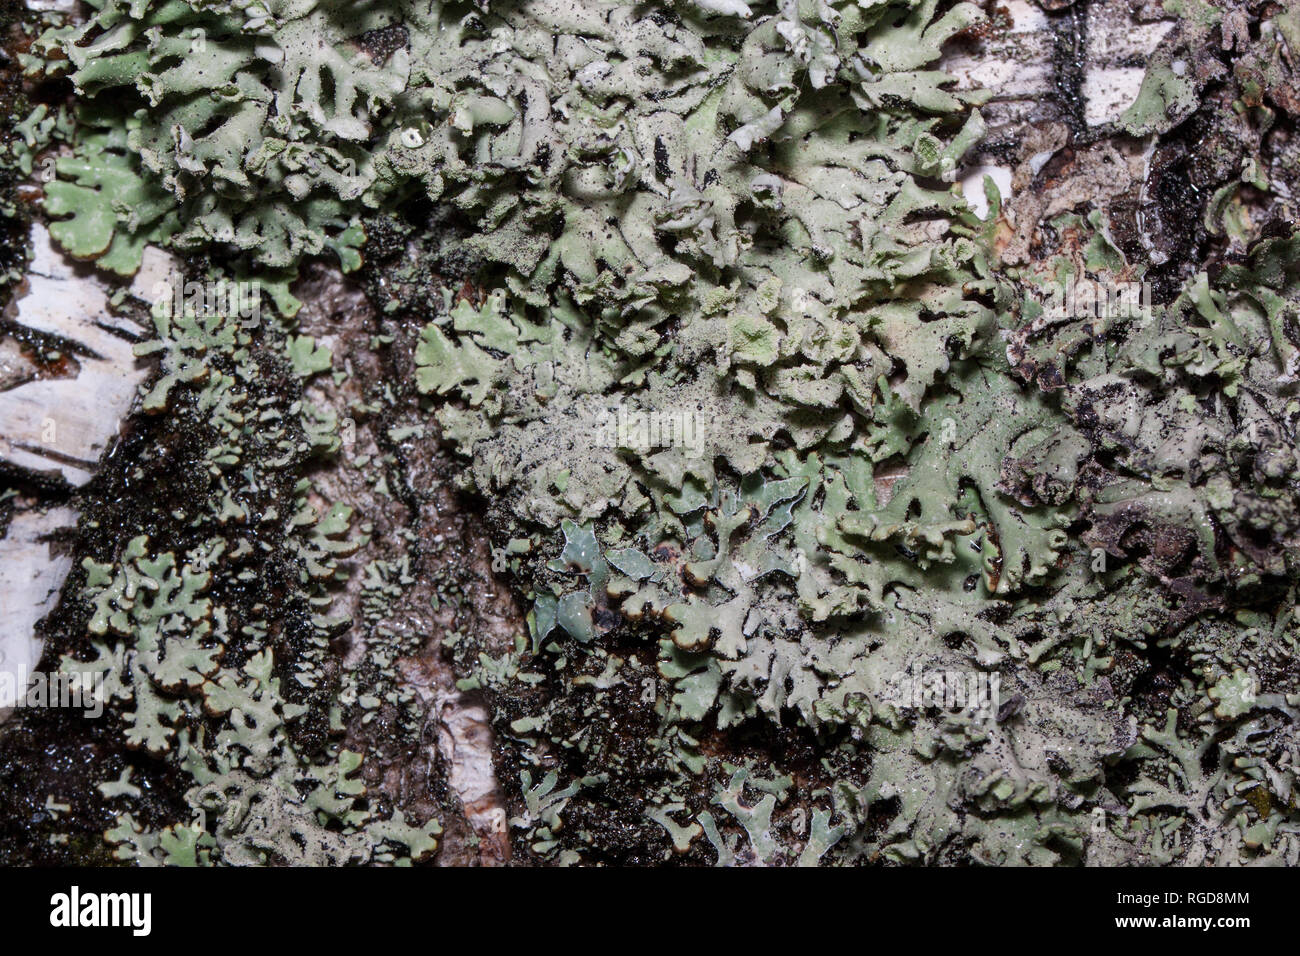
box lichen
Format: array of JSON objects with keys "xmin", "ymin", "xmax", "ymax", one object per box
[
  {"xmin": 53, "ymin": 289, "xmax": 439, "ymax": 865},
  {"xmin": 8, "ymin": 0, "xmax": 1300, "ymax": 867}
]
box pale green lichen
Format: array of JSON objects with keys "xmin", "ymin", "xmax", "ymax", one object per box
[
  {"xmin": 59, "ymin": 290, "xmax": 438, "ymax": 865},
  {"xmin": 32, "ymin": 0, "xmax": 401, "ymax": 271},
  {"xmin": 415, "ymin": 0, "xmax": 1300, "ymax": 866},
  {"xmin": 17, "ymin": 0, "xmax": 1300, "ymax": 867}
]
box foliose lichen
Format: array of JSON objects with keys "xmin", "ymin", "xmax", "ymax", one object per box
[{"xmin": 10, "ymin": 0, "xmax": 1300, "ymax": 866}]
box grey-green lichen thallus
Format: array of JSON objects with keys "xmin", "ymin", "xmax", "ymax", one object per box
[{"xmin": 0, "ymin": 0, "xmax": 1294, "ymax": 865}]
